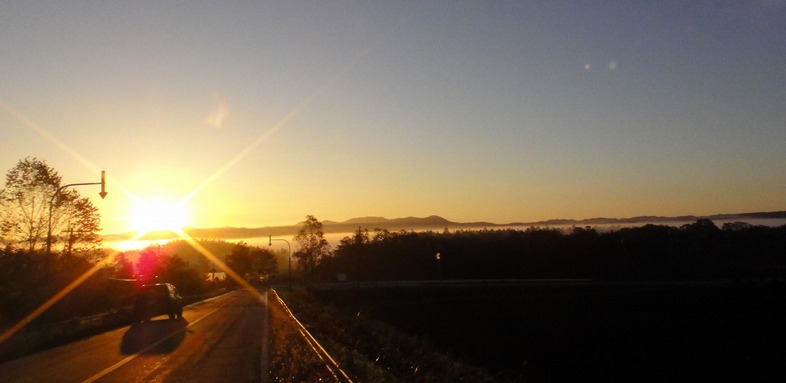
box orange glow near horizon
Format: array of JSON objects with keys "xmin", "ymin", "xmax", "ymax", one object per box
[
  {"xmin": 0, "ymin": 44, "xmax": 333, "ymax": 344},
  {"xmin": 0, "ymin": 226, "xmax": 267, "ymax": 345}
]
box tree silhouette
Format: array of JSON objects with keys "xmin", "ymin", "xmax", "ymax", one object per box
[
  {"xmin": 318, "ymin": 221, "xmax": 786, "ymax": 282},
  {"xmin": 136, "ymin": 246, "xmax": 164, "ymax": 283},
  {"xmin": 293, "ymin": 215, "xmax": 331, "ymax": 277},
  {"xmin": 227, "ymin": 241, "xmax": 253, "ymax": 280},
  {"xmin": 226, "ymin": 241, "xmax": 278, "ymax": 283},
  {"xmin": 335, "ymin": 227, "xmax": 369, "ymax": 283},
  {"xmin": 0, "ymin": 157, "xmax": 102, "ymax": 256},
  {"xmin": 159, "ymin": 254, "xmax": 205, "ymax": 295},
  {"xmin": 113, "ymin": 252, "xmax": 136, "ymax": 279}
]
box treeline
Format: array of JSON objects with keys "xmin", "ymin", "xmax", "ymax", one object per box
[
  {"xmin": 317, "ymin": 219, "xmax": 786, "ymax": 282},
  {"xmin": 0, "ymin": 158, "xmax": 282, "ymax": 333},
  {"xmin": 0, "ymin": 250, "xmax": 120, "ymax": 328},
  {"xmin": 0, "ymin": 240, "xmax": 277, "ymax": 330}
]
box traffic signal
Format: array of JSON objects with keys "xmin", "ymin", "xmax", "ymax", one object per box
[{"xmin": 99, "ymin": 171, "xmax": 107, "ymax": 199}]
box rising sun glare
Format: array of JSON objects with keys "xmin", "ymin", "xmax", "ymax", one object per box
[{"xmin": 130, "ymin": 199, "xmax": 190, "ymax": 234}]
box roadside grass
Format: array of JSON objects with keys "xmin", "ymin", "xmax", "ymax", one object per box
[
  {"xmin": 268, "ymin": 289, "xmax": 353, "ymax": 382},
  {"xmin": 0, "ymin": 291, "xmax": 221, "ymax": 363},
  {"xmin": 273, "ymin": 288, "xmax": 508, "ymax": 383},
  {"xmin": 0, "ymin": 309, "xmax": 131, "ymax": 363},
  {"xmin": 297, "ymin": 283, "xmax": 786, "ymax": 382}
]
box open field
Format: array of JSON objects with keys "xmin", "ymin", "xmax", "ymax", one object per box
[{"xmin": 305, "ymin": 282, "xmax": 786, "ymax": 382}]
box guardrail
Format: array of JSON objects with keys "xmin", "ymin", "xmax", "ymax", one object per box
[{"xmin": 270, "ymin": 289, "xmax": 353, "ymax": 383}]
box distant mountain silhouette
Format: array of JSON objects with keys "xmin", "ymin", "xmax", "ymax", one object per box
[
  {"xmin": 103, "ymin": 211, "xmax": 786, "ymax": 242},
  {"xmin": 340, "ymin": 216, "xmax": 388, "ymax": 224},
  {"xmin": 510, "ymin": 211, "xmax": 786, "ymax": 227}
]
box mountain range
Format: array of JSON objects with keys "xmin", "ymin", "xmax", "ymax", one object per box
[{"xmin": 103, "ymin": 211, "xmax": 786, "ymax": 242}]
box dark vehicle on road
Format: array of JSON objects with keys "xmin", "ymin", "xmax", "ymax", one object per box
[{"xmin": 133, "ymin": 283, "xmax": 183, "ymax": 321}]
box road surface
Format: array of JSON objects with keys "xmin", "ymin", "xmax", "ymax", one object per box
[{"xmin": 0, "ymin": 289, "xmax": 269, "ymax": 383}]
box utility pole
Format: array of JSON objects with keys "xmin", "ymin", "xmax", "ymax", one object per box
[{"xmin": 269, "ymin": 235, "xmax": 292, "ymax": 290}]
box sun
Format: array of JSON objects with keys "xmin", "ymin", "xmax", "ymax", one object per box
[{"xmin": 130, "ymin": 198, "xmax": 190, "ymax": 234}]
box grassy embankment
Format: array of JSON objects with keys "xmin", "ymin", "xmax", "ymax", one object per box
[
  {"xmin": 271, "ymin": 288, "xmax": 509, "ymax": 383},
  {"xmin": 277, "ymin": 283, "xmax": 786, "ymax": 382},
  {"xmin": 0, "ymin": 291, "xmax": 220, "ymax": 363}
]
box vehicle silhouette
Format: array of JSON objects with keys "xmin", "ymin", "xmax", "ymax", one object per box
[{"xmin": 132, "ymin": 283, "xmax": 183, "ymax": 321}]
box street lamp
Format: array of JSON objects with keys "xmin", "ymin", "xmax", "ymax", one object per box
[
  {"xmin": 269, "ymin": 235, "xmax": 292, "ymax": 290},
  {"xmin": 46, "ymin": 171, "xmax": 107, "ymax": 256}
]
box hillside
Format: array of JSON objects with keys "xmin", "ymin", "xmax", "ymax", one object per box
[{"xmin": 103, "ymin": 211, "xmax": 786, "ymax": 242}]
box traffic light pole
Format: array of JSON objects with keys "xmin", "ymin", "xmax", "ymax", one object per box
[{"xmin": 46, "ymin": 171, "xmax": 107, "ymax": 255}]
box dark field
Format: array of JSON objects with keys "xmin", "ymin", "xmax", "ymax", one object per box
[{"xmin": 310, "ymin": 282, "xmax": 786, "ymax": 382}]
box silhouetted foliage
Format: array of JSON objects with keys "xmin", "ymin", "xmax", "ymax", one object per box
[
  {"xmin": 136, "ymin": 246, "xmax": 166, "ymax": 284},
  {"xmin": 160, "ymin": 239, "xmax": 239, "ymax": 273},
  {"xmin": 0, "ymin": 158, "xmax": 112, "ymax": 331},
  {"xmin": 227, "ymin": 242, "xmax": 253, "ymax": 279},
  {"xmin": 0, "ymin": 246, "xmax": 116, "ymax": 327},
  {"xmin": 293, "ymin": 215, "xmax": 331, "ymax": 277},
  {"xmin": 0, "ymin": 160, "xmax": 246, "ymax": 340},
  {"xmin": 132, "ymin": 244, "xmax": 210, "ymax": 295},
  {"xmin": 225, "ymin": 241, "xmax": 277, "ymax": 283},
  {"xmin": 318, "ymin": 221, "xmax": 786, "ymax": 282},
  {"xmin": 113, "ymin": 252, "xmax": 135, "ymax": 279},
  {"xmin": 326, "ymin": 227, "xmax": 369, "ymax": 283},
  {"xmin": 0, "ymin": 157, "xmax": 102, "ymax": 256}
]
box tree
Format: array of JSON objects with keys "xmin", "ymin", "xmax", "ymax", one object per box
[
  {"xmin": 681, "ymin": 218, "xmax": 723, "ymax": 260},
  {"xmin": 0, "ymin": 157, "xmax": 102, "ymax": 256},
  {"xmin": 61, "ymin": 195, "xmax": 103, "ymax": 259},
  {"xmin": 159, "ymin": 254, "xmax": 206, "ymax": 295},
  {"xmin": 293, "ymin": 215, "xmax": 331, "ymax": 276},
  {"xmin": 251, "ymin": 246, "xmax": 278, "ymax": 281},
  {"xmin": 335, "ymin": 226, "xmax": 369, "ymax": 283},
  {"xmin": 113, "ymin": 252, "xmax": 136, "ymax": 279},
  {"xmin": 226, "ymin": 241, "xmax": 278, "ymax": 283},
  {"xmin": 136, "ymin": 246, "xmax": 165, "ymax": 283},
  {"xmin": 227, "ymin": 241, "xmax": 253, "ymax": 280}
]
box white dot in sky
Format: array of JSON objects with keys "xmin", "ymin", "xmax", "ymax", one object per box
[{"xmin": 584, "ymin": 63, "xmax": 592, "ymax": 70}]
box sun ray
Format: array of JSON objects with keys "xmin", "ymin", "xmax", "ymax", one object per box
[
  {"xmin": 0, "ymin": 233, "xmax": 142, "ymax": 344},
  {"xmin": 0, "ymin": 100, "xmax": 107, "ymax": 178},
  {"xmin": 0, "ymin": 97, "xmax": 283, "ymax": 345},
  {"xmin": 0, "ymin": 24, "xmax": 393, "ymax": 341},
  {"xmin": 181, "ymin": 14, "xmax": 408, "ymax": 203},
  {"xmin": 177, "ymin": 232, "xmax": 267, "ymax": 301},
  {"xmin": 184, "ymin": 73, "xmax": 340, "ymax": 203}
]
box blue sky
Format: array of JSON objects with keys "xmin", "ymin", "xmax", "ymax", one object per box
[{"xmin": 1, "ymin": 1, "xmax": 784, "ymax": 234}]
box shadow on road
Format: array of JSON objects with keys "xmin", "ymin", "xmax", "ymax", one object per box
[{"xmin": 120, "ymin": 318, "xmax": 189, "ymax": 355}]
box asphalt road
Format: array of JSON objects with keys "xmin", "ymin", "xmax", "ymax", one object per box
[{"xmin": 0, "ymin": 289, "xmax": 269, "ymax": 383}]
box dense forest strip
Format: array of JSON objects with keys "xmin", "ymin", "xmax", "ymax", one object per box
[{"xmin": 317, "ymin": 220, "xmax": 786, "ymax": 283}]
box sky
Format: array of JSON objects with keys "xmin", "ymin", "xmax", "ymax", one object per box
[{"xmin": 1, "ymin": 1, "xmax": 785, "ymax": 236}]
